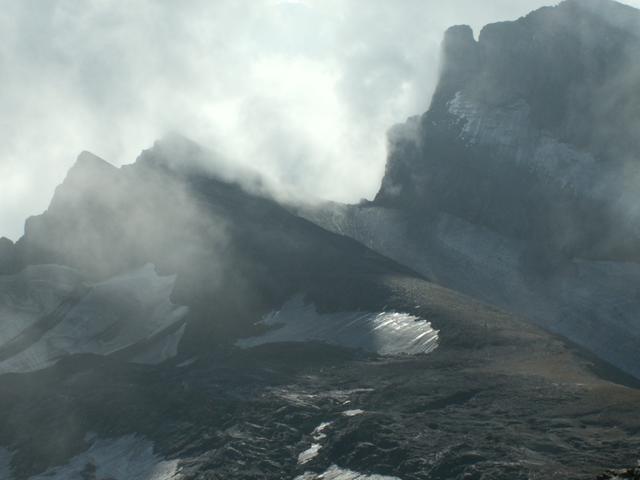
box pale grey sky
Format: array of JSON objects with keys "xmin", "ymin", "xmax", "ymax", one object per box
[{"xmin": 1, "ymin": 0, "xmax": 639, "ymax": 240}]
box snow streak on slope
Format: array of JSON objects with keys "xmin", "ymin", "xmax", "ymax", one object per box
[
  {"xmin": 237, "ymin": 296, "xmax": 438, "ymax": 355},
  {"xmin": 29, "ymin": 435, "xmax": 181, "ymax": 480},
  {"xmin": 447, "ymin": 91, "xmax": 613, "ymax": 199},
  {"xmin": 0, "ymin": 264, "xmax": 188, "ymax": 374},
  {"xmin": 298, "ymin": 443, "xmax": 322, "ymax": 465},
  {"xmin": 295, "ymin": 465, "xmax": 401, "ymax": 480}
]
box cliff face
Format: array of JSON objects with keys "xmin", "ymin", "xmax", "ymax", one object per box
[{"xmin": 377, "ymin": 0, "xmax": 640, "ymax": 261}]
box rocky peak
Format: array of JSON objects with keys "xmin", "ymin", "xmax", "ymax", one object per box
[
  {"xmin": 427, "ymin": 0, "xmax": 640, "ymax": 136},
  {"xmin": 135, "ymin": 133, "xmax": 207, "ymax": 173},
  {"xmin": 66, "ymin": 151, "xmax": 118, "ymax": 183},
  {"xmin": 431, "ymin": 25, "xmax": 478, "ymax": 109},
  {"xmin": 376, "ymin": 0, "xmax": 640, "ymax": 262},
  {"xmin": 41, "ymin": 152, "xmax": 119, "ymax": 221}
]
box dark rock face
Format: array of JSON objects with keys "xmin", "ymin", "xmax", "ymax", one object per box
[{"xmin": 377, "ymin": 0, "xmax": 640, "ymax": 261}]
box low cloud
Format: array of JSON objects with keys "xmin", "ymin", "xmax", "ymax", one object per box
[{"xmin": 1, "ymin": 0, "xmax": 639, "ymax": 240}]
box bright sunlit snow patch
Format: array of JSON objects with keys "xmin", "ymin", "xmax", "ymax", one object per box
[
  {"xmin": 312, "ymin": 422, "xmax": 332, "ymax": 441},
  {"xmin": 298, "ymin": 443, "xmax": 322, "ymax": 465},
  {"xmin": 297, "ymin": 421, "xmax": 332, "ymax": 465},
  {"xmin": 237, "ymin": 296, "xmax": 438, "ymax": 355},
  {"xmin": 295, "ymin": 465, "xmax": 401, "ymax": 480},
  {"xmin": 343, "ymin": 409, "xmax": 365, "ymax": 417},
  {"xmin": 29, "ymin": 435, "xmax": 181, "ymax": 480}
]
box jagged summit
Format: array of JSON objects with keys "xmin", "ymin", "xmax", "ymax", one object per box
[
  {"xmin": 60, "ymin": 151, "xmax": 118, "ymax": 194},
  {"xmin": 376, "ymin": 0, "xmax": 640, "ymax": 262},
  {"xmin": 441, "ymin": 24, "xmax": 474, "ymax": 49},
  {"xmin": 75, "ymin": 150, "xmax": 111, "ymax": 166},
  {"xmin": 431, "ymin": 25, "xmax": 478, "ymax": 107},
  {"xmin": 69, "ymin": 150, "xmax": 117, "ymax": 175},
  {"xmin": 135, "ymin": 133, "xmax": 208, "ymax": 172}
]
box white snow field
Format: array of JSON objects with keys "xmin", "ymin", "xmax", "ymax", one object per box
[
  {"xmin": 0, "ymin": 264, "xmax": 188, "ymax": 374},
  {"xmin": 237, "ymin": 296, "xmax": 438, "ymax": 355},
  {"xmin": 295, "ymin": 465, "xmax": 401, "ymax": 480},
  {"xmin": 28, "ymin": 435, "xmax": 181, "ymax": 480}
]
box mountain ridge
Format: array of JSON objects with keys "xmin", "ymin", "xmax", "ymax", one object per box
[{"xmin": 376, "ymin": 0, "xmax": 640, "ymax": 262}]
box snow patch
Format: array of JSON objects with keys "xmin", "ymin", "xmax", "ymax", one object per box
[
  {"xmin": 29, "ymin": 435, "xmax": 181, "ymax": 480},
  {"xmin": 0, "ymin": 264, "xmax": 188, "ymax": 374},
  {"xmin": 343, "ymin": 409, "xmax": 365, "ymax": 417},
  {"xmin": 298, "ymin": 443, "xmax": 322, "ymax": 465},
  {"xmin": 297, "ymin": 421, "xmax": 335, "ymax": 465},
  {"xmin": 312, "ymin": 422, "xmax": 333, "ymax": 441},
  {"xmin": 237, "ymin": 296, "xmax": 438, "ymax": 355},
  {"xmin": 294, "ymin": 465, "xmax": 401, "ymax": 480},
  {"xmin": 447, "ymin": 91, "xmax": 606, "ymax": 195},
  {"xmin": 176, "ymin": 357, "xmax": 197, "ymax": 368}
]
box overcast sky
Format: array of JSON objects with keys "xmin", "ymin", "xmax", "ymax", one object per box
[{"xmin": 1, "ymin": 0, "xmax": 639, "ymax": 240}]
